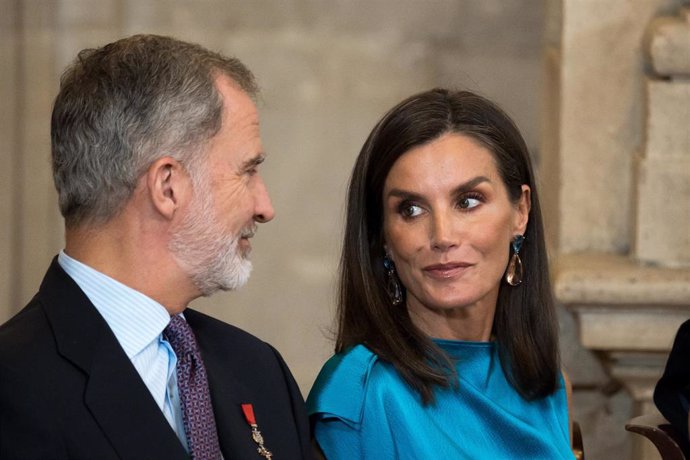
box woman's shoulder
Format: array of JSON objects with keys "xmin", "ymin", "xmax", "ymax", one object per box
[{"xmin": 307, "ymin": 344, "xmax": 400, "ymax": 424}]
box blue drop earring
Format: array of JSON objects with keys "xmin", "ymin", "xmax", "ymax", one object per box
[
  {"xmin": 383, "ymin": 256, "xmax": 403, "ymax": 305},
  {"xmin": 505, "ymin": 235, "xmax": 525, "ymax": 286}
]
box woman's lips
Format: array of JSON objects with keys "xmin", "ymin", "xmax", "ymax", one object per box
[{"xmin": 422, "ymin": 262, "xmax": 473, "ymax": 279}]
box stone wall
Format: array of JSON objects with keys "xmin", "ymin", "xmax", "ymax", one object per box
[
  {"xmin": 637, "ymin": 9, "xmax": 690, "ymax": 267},
  {"xmin": 544, "ymin": 1, "xmax": 690, "ymax": 459}
]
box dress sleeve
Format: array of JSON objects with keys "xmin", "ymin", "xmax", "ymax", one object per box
[
  {"xmin": 307, "ymin": 345, "xmax": 378, "ymax": 459},
  {"xmin": 313, "ymin": 416, "xmax": 362, "ymax": 460}
]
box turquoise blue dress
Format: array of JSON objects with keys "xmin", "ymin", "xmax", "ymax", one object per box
[{"xmin": 307, "ymin": 340, "xmax": 574, "ymax": 459}]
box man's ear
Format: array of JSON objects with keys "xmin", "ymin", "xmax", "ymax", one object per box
[
  {"xmin": 145, "ymin": 156, "xmax": 191, "ymax": 220},
  {"xmin": 513, "ymin": 184, "xmax": 531, "ymax": 235}
]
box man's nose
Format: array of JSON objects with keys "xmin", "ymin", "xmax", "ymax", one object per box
[{"xmin": 253, "ymin": 177, "xmax": 275, "ymax": 223}]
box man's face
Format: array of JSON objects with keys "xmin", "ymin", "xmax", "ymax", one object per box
[{"xmin": 170, "ymin": 75, "xmax": 274, "ymax": 296}]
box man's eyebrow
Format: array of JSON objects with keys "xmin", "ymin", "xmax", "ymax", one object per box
[
  {"xmin": 386, "ymin": 176, "xmax": 492, "ymax": 200},
  {"xmin": 240, "ymin": 153, "xmax": 266, "ymax": 171}
]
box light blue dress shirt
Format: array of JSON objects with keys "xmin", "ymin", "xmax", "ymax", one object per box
[{"xmin": 58, "ymin": 251, "xmax": 188, "ymax": 450}]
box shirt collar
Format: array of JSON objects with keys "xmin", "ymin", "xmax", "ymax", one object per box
[{"xmin": 57, "ymin": 250, "xmax": 172, "ymax": 359}]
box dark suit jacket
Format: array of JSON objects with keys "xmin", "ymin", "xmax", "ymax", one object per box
[
  {"xmin": 0, "ymin": 258, "xmax": 313, "ymax": 459},
  {"xmin": 654, "ymin": 318, "xmax": 690, "ymax": 453}
]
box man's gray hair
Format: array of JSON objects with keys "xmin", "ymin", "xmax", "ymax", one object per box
[{"xmin": 51, "ymin": 34, "xmax": 258, "ymax": 227}]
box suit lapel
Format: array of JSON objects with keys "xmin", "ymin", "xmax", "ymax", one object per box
[
  {"xmin": 83, "ymin": 332, "xmax": 190, "ymax": 459},
  {"xmin": 39, "ymin": 258, "xmax": 189, "ymax": 459},
  {"xmin": 206, "ymin": 358, "xmax": 259, "ymax": 458}
]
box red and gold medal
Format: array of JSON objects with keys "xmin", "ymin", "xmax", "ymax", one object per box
[{"xmin": 241, "ymin": 403, "xmax": 273, "ymax": 459}]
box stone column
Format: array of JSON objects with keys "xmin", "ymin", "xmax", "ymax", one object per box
[
  {"xmin": 543, "ymin": 1, "xmax": 690, "ymax": 459},
  {"xmin": 636, "ymin": 8, "xmax": 690, "ymax": 267}
]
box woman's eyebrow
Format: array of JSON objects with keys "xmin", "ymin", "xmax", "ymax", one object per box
[
  {"xmin": 386, "ymin": 176, "xmax": 491, "ymax": 200},
  {"xmin": 450, "ymin": 176, "xmax": 491, "ymax": 195}
]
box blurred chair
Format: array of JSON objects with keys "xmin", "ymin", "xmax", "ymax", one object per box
[
  {"xmin": 573, "ymin": 421, "xmax": 585, "ymax": 460},
  {"xmin": 564, "ymin": 370, "xmax": 584, "ymax": 459},
  {"xmin": 625, "ymin": 413, "xmax": 687, "ymax": 460}
]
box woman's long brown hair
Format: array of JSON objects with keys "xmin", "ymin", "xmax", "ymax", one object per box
[{"xmin": 336, "ymin": 88, "xmax": 559, "ymax": 404}]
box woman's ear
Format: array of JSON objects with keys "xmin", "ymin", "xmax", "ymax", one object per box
[
  {"xmin": 383, "ymin": 242, "xmax": 394, "ymax": 261},
  {"xmin": 513, "ymin": 184, "xmax": 531, "ymax": 235},
  {"xmin": 145, "ymin": 156, "xmax": 191, "ymax": 220}
]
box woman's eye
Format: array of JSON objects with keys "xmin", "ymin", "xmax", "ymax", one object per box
[
  {"xmin": 458, "ymin": 196, "xmax": 481, "ymax": 209},
  {"xmin": 400, "ymin": 204, "xmax": 424, "ymax": 218}
]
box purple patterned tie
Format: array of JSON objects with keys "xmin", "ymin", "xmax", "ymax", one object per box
[{"xmin": 164, "ymin": 314, "xmax": 222, "ymax": 460}]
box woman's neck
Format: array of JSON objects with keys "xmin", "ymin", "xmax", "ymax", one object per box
[{"xmin": 407, "ymin": 298, "xmax": 496, "ymax": 342}]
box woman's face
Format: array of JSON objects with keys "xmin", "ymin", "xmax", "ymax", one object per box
[{"xmin": 382, "ymin": 133, "xmax": 530, "ymax": 336}]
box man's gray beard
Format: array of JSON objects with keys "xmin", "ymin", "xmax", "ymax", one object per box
[{"xmin": 169, "ymin": 171, "xmax": 253, "ymax": 297}]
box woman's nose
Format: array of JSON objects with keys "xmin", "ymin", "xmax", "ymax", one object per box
[{"xmin": 430, "ymin": 211, "xmax": 458, "ymax": 251}]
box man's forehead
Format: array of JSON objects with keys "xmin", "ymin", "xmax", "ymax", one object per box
[
  {"xmin": 218, "ymin": 82, "xmax": 259, "ymax": 124},
  {"xmin": 215, "ymin": 74, "xmax": 255, "ymax": 103}
]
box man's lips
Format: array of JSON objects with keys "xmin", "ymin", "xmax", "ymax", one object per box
[
  {"xmin": 240, "ymin": 225, "xmax": 257, "ymax": 239},
  {"xmin": 422, "ymin": 262, "xmax": 473, "ymax": 279},
  {"xmin": 238, "ymin": 226, "xmax": 256, "ymax": 255}
]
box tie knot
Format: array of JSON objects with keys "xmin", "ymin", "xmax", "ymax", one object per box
[{"xmin": 164, "ymin": 314, "xmax": 197, "ymax": 357}]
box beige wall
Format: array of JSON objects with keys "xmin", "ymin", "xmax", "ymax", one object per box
[{"xmin": 0, "ymin": 0, "xmax": 18, "ymax": 318}]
